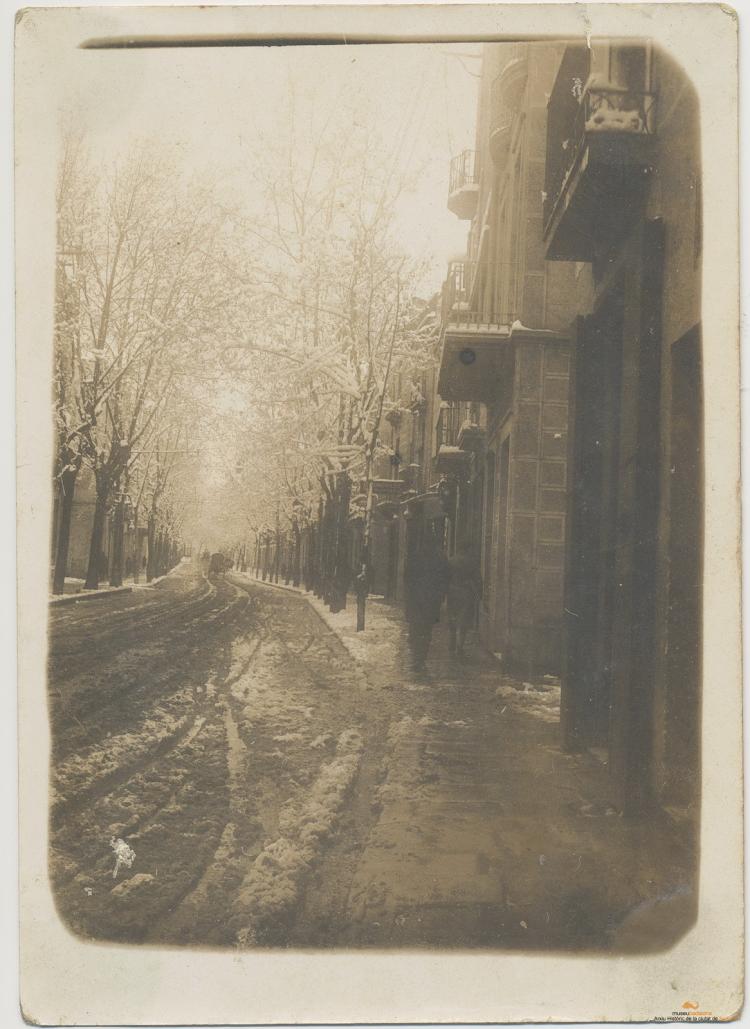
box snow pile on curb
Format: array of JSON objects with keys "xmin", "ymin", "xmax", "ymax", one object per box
[
  {"xmin": 233, "ymin": 728, "xmax": 364, "ymax": 945},
  {"xmin": 312, "ymin": 599, "xmax": 401, "ymax": 675},
  {"xmin": 236, "ymin": 574, "xmax": 401, "ymax": 687}
]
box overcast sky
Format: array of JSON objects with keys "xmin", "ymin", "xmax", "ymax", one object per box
[{"xmin": 58, "ymin": 40, "xmax": 481, "ymax": 293}]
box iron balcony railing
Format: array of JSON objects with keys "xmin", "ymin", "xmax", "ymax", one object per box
[
  {"xmin": 440, "ymin": 260, "xmax": 470, "ymax": 324},
  {"xmin": 437, "ymin": 403, "xmax": 467, "ymax": 448},
  {"xmin": 448, "ymin": 149, "xmax": 478, "ymax": 197},
  {"xmin": 445, "ymin": 308, "xmax": 517, "ymax": 327},
  {"xmin": 543, "ymin": 75, "xmax": 656, "ymax": 234},
  {"xmin": 440, "ymin": 260, "xmax": 517, "ymax": 328},
  {"xmin": 437, "ymin": 402, "xmax": 481, "ymax": 448}
]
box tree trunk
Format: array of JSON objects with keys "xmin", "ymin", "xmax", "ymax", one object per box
[
  {"xmin": 314, "ymin": 500, "xmax": 324, "ymax": 598},
  {"xmin": 159, "ymin": 533, "xmax": 166, "ymax": 576},
  {"xmin": 146, "ymin": 514, "xmax": 156, "ymax": 582},
  {"xmin": 292, "ymin": 524, "xmax": 301, "ymax": 587},
  {"xmin": 304, "ymin": 526, "xmax": 311, "ymax": 592},
  {"xmin": 84, "ymin": 478, "xmax": 109, "ymax": 590},
  {"xmin": 133, "ymin": 511, "xmax": 140, "ymax": 584},
  {"xmin": 356, "ymin": 471, "xmax": 376, "ymax": 631},
  {"xmin": 109, "ymin": 495, "xmax": 125, "ymax": 587},
  {"xmin": 52, "ymin": 465, "xmax": 78, "ymax": 595},
  {"xmin": 330, "ymin": 474, "xmax": 351, "ymax": 613},
  {"xmin": 283, "ymin": 533, "xmax": 291, "ymax": 586},
  {"xmin": 322, "ymin": 496, "xmax": 335, "ymax": 607}
]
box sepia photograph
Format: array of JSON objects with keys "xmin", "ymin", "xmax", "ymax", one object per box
[{"xmin": 15, "ymin": 3, "xmax": 742, "ymax": 1024}]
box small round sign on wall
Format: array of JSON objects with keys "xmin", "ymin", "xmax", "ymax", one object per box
[{"xmin": 459, "ymin": 347, "xmax": 476, "ymax": 366}]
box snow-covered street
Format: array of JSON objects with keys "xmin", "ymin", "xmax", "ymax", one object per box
[{"xmin": 47, "ymin": 561, "xmax": 694, "ymax": 951}]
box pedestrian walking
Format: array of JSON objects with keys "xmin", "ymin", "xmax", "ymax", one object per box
[
  {"xmin": 447, "ymin": 543, "xmax": 483, "ymax": 657},
  {"xmin": 404, "ymin": 531, "xmax": 450, "ymax": 674}
]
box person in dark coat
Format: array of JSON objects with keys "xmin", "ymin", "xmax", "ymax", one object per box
[
  {"xmin": 447, "ymin": 543, "xmax": 483, "ymax": 657},
  {"xmin": 404, "ymin": 532, "xmax": 450, "ymax": 674}
]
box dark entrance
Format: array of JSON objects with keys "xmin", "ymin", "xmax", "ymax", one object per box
[
  {"xmin": 661, "ymin": 326, "xmax": 703, "ymax": 809},
  {"xmin": 562, "ymin": 286, "xmax": 625, "ymax": 754},
  {"xmin": 562, "ymin": 218, "xmax": 666, "ymax": 814}
]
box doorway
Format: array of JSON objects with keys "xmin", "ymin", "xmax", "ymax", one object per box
[
  {"xmin": 590, "ymin": 288, "xmax": 625, "ymax": 747},
  {"xmin": 664, "ymin": 326, "xmax": 703, "ymax": 807}
]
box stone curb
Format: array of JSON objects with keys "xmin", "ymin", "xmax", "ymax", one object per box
[
  {"xmin": 49, "ymin": 585, "xmax": 134, "ymax": 607},
  {"xmin": 49, "ymin": 563, "xmax": 183, "ymax": 606}
]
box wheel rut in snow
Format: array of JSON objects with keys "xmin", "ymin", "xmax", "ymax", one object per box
[{"xmin": 285, "ymin": 717, "xmax": 391, "ymax": 947}]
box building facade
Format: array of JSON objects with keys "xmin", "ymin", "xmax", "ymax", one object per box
[
  {"xmin": 433, "ymin": 39, "xmax": 702, "ymax": 820},
  {"xmin": 436, "ymin": 42, "xmax": 587, "ymax": 675},
  {"xmin": 543, "ymin": 40, "xmax": 702, "ymax": 816}
]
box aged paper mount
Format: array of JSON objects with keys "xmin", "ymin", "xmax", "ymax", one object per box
[{"xmin": 15, "ymin": 3, "xmax": 742, "ymax": 1025}]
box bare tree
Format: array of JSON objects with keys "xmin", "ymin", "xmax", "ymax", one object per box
[
  {"xmin": 222, "ymin": 111, "xmax": 437, "ymax": 624},
  {"xmin": 51, "ymin": 130, "xmax": 95, "ymax": 594},
  {"xmin": 52, "ymin": 142, "xmax": 239, "ymax": 589}
]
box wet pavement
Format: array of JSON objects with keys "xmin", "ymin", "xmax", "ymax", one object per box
[{"xmin": 47, "ymin": 562, "xmax": 696, "ymax": 951}]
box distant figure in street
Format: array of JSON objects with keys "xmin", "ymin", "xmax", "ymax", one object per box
[
  {"xmin": 447, "ymin": 543, "xmax": 483, "ymax": 657},
  {"xmin": 209, "ymin": 552, "xmax": 225, "ymax": 577},
  {"xmin": 404, "ymin": 532, "xmax": 450, "ymax": 674}
]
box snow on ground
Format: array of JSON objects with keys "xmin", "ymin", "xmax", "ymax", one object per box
[
  {"xmin": 308, "ymin": 596, "xmax": 399, "ymax": 673},
  {"xmin": 52, "ymin": 689, "xmax": 196, "ymax": 806},
  {"xmin": 228, "ymin": 636, "xmax": 319, "ymax": 743},
  {"xmin": 495, "ymin": 680, "xmax": 561, "ymax": 723},
  {"xmin": 233, "ymin": 727, "xmax": 364, "ymax": 944},
  {"xmin": 231, "ymin": 573, "xmax": 394, "ymax": 685},
  {"xmin": 50, "ymin": 567, "xmax": 180, "ymax": 602},
  {"xmin": 226, "ymin": 634, "xmax": 261, "ymax": 683},
  {"xmin": 240, "ymin": 575, "xmax": 563, "ymax": 733}
]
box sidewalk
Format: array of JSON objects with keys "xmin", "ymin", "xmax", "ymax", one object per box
[
  {"xmin": 239, "ymin": 573, "xmax": 697, "ymax": 951},
  {"xmin": 49, "ymin": 568, "xmax": 177, "ymax": 605}
]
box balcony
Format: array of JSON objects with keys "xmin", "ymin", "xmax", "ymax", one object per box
[
  {"xmin": 489, "ymin": 52, "xmax": 528, "ymax": 167},
  {"xmin": 457, "ymin": 418, "xmax": 485, "ymax": 454},
  {"xmin": 435, "ymin": 403, "xmax": 475, "ymax": 475},
  {"xmin": 438, "ymin": 261, "xmax": 516, "ymax": 401},
  {"xmin": 543, "ymin": 62, "xmax": 656, "ymax": 261},
  {"xmin": 447, "ymin": 150, "xmax": 479, "ymax": 220},
  {"xmin": 398, "ymin": 462, "xmax": 421, "ymax": 493},
  {"xmin": 440, "ymin": 259, "xmax": 470, "ymax": 325},
  {"xmin": 372, "ymin": 477, "xmax": 405, "ymax": 519}
]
